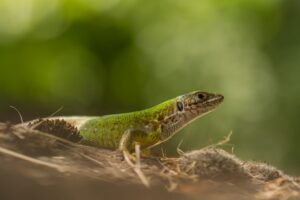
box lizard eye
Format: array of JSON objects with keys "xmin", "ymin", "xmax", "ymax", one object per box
[
  {"xmin": 177, "ymin": 101, "xmax": 184, "ymax": 111},
  {"xmin": 197, "ymin": 93, "xmax": 206, "ymax": 100}
]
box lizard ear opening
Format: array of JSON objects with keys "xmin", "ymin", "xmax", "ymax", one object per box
[{"xmin": 176, "ymin": 101, "xmax": 184, "ymax": 112}]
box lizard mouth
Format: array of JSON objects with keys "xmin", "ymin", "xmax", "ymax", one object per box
[
  {"xmin": 207, "ymin": 94, "xmax": 224, "ymax": 105},
  {"xmin": 195, "ymin": 94, "xmax": 224, "ymax": 112},
  {"xmin": 201, "ymin": 94, "xmax": 224, "ymax": 109},
  {"xmin": 183, "ymin": 94, "xmax": 224, "ymax": 115}
]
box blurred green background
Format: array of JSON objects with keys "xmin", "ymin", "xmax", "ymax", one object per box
[{"xmin": 0, "ymin": 0, "xmax": 299, "ymax": 174}]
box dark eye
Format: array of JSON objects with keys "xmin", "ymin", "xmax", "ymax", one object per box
[
  {"xmin": 197, "ymin": 93, "xmax": 206, "ymax": 100},
  {"xmin": 177, "ymin": 102, "xmax": 184, "ymax": 111}
]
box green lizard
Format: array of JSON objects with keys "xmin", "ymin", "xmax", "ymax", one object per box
[{"xmin": 29, "ymin": 91, "xmax": 224, "ymax": 157}]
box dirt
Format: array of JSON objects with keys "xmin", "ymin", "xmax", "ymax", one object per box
[{"xmin": 0, "ymin": 121, "xmax": 299, "ymax": 200}]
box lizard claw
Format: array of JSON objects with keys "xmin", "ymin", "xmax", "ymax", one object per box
[
  {"xmin": 123, "ymin": 150, "xmax": 136, "ymax": 164},
  {"xmin": 114, "ymin": 150, "xmax": 125, "ymax": 161},
  {"xmin": 114, "ymin": 149, "xmax": 136, "ymax": 163}
]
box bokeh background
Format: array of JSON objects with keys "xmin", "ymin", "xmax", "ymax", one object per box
[{"xmin": 0, "ymin": 0, "xmax": 299, "ymax": 175}]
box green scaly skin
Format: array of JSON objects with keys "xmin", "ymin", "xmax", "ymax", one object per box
[{"xmin": 79, "ymin": 91, "xmax": 224, "ymax": 153}]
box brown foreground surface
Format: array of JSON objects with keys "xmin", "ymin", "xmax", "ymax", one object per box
[{"xmin": 0, "ymin": 122, "xmax": 299, "ymax": 200}]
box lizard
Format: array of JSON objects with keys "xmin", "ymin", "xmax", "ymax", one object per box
[{"xmin": 27, "ymin": 91, "xmax": 224, "ymax": 158}]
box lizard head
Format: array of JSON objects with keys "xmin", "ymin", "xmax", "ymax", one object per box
[{"xmin": 158, "ymin": 91, "xmax": 224, "ymax": 141}]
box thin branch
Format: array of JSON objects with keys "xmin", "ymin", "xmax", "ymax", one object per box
[
  {"xmin": 9, "ymin": 106, "xmax": 24, "ymax": 123},
  {"xmin": 48, "ymin": 106, "xmax": 64, "ymax": 118}
]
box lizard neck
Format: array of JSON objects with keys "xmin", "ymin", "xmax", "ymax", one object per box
[{"xmin": 144, "ymin": 99, "xmax": 176, "ymax": 123}]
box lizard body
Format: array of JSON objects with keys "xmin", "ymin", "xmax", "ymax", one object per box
[
  {"xmin": 26, "ymin": 91, "xmax": 224, "ymax": 155},
  {"xmin": 78, "ymin": 91, "xmax": 224, "ymax": 153}
]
